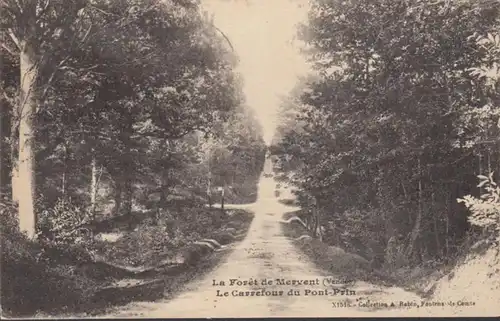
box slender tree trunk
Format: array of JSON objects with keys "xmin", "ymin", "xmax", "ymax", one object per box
[
  {"xmin": 377, "ymin": 167, "xmax": 393, "ymax": 239},
  {"xmin": 10, "ymin": 117, "xmax": 19, "ymax": 204},
  {"xmin": 487, "ymin": 147, "xmax": 492, "ymax": 174},
  {"xmin": 220, "ymin": 186, "xmax": 225, "ymax": 211},
  {"xmin": 90, "ymin": 151, "xmax": 99, "ymax": 222},
  {"xmin": 154, "ymin": 184, "xmax": 167, "ymax": 226},
  {"xmin": 407, "ymin": 158, "xmax": 423, "ymax": 262},
  {"xmin": 316, "ymin": 207, "xmax": 323, "ymax": 242},
  {"xmin": 312, "ymin": 207, "xmax": 318, "ymax": 237},
  {"xmin": 311, "ymin": 206, "xmax": 321, "ymax": 240},
  {"xmin": 17, "ymin": 41, "xmax": 38, "ymax": 238},
  {"xmin": 61, "ymin": 144, "xmax": 69, "ymax": 205},
  {"xmin": 123, "ymin": 178, "xmax": 133, "ymax": 215},
  {"xmin": 432, "ymin": 191, "xmax": 441, "ymax": 257},
  {"xmin": 479, "ymin": 153, "xmax": 483, "ymax": 194},
  {"xmin": 306, "ymin": 213, "xmax": 313, "ymax": 232},
  {"xmin": 159, "ymin": 181, "xmax": 167, "ymax": 205},
  {"xmin": 207, "ymin": 170, "xmax": 212, "ymax": 208},
  {"xmin": 122, "ymin": 118, "xmax": 134, "ymax": 228},
  {"xmin": 122, "ymin": 177, "xmax": 133, "ymax": 230},
  {"xmin": 445, "ymin": 189, "xmax": 450, "ymax": 259},
  {"xmin": 365, "ymin": 54, "xmax": 370, "ymax": 85},
  {"xmin": 113, "ymin": 179, "xmax": 122, "ymax": 216},
  {"xmin": 401, "ymin": 182, "xmax": 408, "ymax": 203},
  {"xmin": 61, "ymin": 170, "xmax": 66, "ymax": 201}
]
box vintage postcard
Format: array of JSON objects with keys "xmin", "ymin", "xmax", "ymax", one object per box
[{"xmin": 1, "ymin": 0, "xmax": 500, "ymax": 318}]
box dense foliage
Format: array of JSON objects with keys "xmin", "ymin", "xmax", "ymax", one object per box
[
  {"xmin": 1, "ymin": 0, "xmax": 264, "ymax": 235},
  {"xmin": 1, "ymin": 0, "xmax": 264, "ymax": 315},
  {"xmin": 272, "ymin": 0, "xmax": 500, "ymax": 268}
]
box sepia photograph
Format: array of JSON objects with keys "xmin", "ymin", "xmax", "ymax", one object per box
[{"xmin": 1, "ymin": 0, "xmax": 500, "ymax": 318}]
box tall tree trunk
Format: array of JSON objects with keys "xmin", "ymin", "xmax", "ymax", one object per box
[
  {"xmin": 61, "ymin": 144, "xmax": 69, "ymax": 204},
  {"xmin": 90, "ymin": 151, "xmax": 99, "ymax": 222},
  {"xmin": 16, "ymin": 41, "xmax": 38, "ymax": 238},
  {"xmin": 160, "ymin": 181, "xmax": 167, "ymax": 205},
  {"xmin": 431, "ymin": 191, "xmax": 441, "ymax": 257},
  {"xmin": 406, "ymin": 157, "xmax": 423, "ymax": 262},
  {"xmin": 487, "ymin": 147, "xmax": 492, "ymax": 174},
  {"xmin": 316, "ymin": 207, "xmax": 323, "ymax": 242},
  {"xmin": 306, "ymin": 213, "xmax": 313, "ymax": 232},
  {"xmin": 123, "ymin": 177, "xmax": 133, "ymax": 230},
  {"xmin": 123, "ymin": 178, "xmax": 132, "ymax": 215},
  {"xmin": 207, "ymin": 170, "xmax": 212, "ymax": 208},
  {"xmin": 377, "ymin": 167, "xmax": 394, "ymax": 241},
  {"xmin": 479, "ymin": 153, "xmax": 483, "ymax": 194},
  {"xmin": 122, "ymin": 118, "xmax": 134, "ymax": 226},
  {"xmin": 10, "ymin": 116, "xmax": 19, "ymax": 204},
  {"xmin": 445, "ymin": 188, "xmax": 450, "ymax": 259},
  {"xmin": 312, "ymin": 207, "xmax": 318, "ymax": 237},
  {"xmin": 311, "ymin": 206, "xmax": 319, "ymax": 239},
  {"xmin": 220, "ymin": 186, "xmax": 225, "ymax": 212},
  {"xmin": 112, "ymin": 175, "xmax": 122, "ymax": 216}
]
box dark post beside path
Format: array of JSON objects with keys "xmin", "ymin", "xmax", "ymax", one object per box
[{"xmin": 219, "ymin": 186, "xmax": 225, "ymax": 212}]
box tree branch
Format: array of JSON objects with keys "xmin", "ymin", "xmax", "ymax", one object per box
[
  {"xmin": 77, "ymin": 23, "xmax": 93, "ymax": 49},
  {"xmin": 7, "ymin": 28, "xmax": 21, "ymax": 51},
  {"xmin": 88, "ymin": 4, "xmax": 120, "ymax": 17},
  {"xmin": 17, "ymin": 59, "xmax": 40, "ymax": 118},
  {"xmin": 213, "ymin": 25, "xmax": 234, "ymax": 52},
  {"xmin": 13, "ymin": 0, "xmax": 23, "ymax": 14},
  {"xmin": 2, "ymin": 90, "xmax": 17, "ymax": 107},
  {"xmin": 36, "ymin": 0, "xmax": 50, "ymax": 21},
  {"xmin": 1, "ymin": 43, "xmax": 17, "ymax": 56},
  {"xmin": 1, "ymin": 1, "xmax": 21, "ymax": 19}
]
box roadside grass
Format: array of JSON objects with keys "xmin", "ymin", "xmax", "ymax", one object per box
[
  {"xmin": 279, "ymin": 210, "xmax": 481, "ymax": 299},
  {"xmin": 280, "ymin": 211, "xmax": 403, "ymax": 288}
]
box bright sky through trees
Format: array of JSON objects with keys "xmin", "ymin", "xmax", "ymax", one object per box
[{"xmin": 202, "ymin": 0, "xmax": 310, "ymax": 144}]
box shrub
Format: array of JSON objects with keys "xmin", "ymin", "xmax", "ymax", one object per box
[
  {"xmin": 38, "ymin": 198, "xmax": 93, "ymax": 246},
  {"xmin": 178, "ymin": 243, "xmax": 213, "ymax": 266},
  {"xmin": 0, "ymin": 198, "xmax": 98, "ymax": 316},
  {"xmin": 95, "ymin": 223, "xmax": 182, "ymax": 267},
  {"xmin": 458, "ymin": 173, "xmax": 500, "ymax": 246}
]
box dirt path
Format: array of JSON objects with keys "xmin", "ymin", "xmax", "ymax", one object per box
[{"xmin": 100, "ymin": 172, "xmax": 477, "ymax": 318}]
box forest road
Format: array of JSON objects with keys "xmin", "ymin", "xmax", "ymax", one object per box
[{"xmin": 102, "ymin": 174, "xmax": 467, "ymax": 318}]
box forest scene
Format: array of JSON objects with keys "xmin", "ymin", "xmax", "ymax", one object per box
[
  {"xmin": 1, "ymin": 0, "xmax": 265, "ymax": 316},
  {"xmin": 271, "ymin": 0, "xmax": 500, "ymax": 302},
  {"xmin": 1, "ymin": 0, "xmax": 500, "ymax": 318}
]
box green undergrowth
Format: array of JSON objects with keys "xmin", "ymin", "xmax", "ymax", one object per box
[
  {"xmin": 1, "ymin": 203, "xmax": 104, "ymax": 317},
  {"xmin": 280, "ymin": 210, "xmax": 491, "ymax": 298},
  {"xmin": 1, "ymin": 201, "xmax": 254, "ymax": 318},
  {"xmin": 93, "ymin": 207, "xmax": 253, "ymax": 268},
  {"xmin": 218, "ymin": 180, "xmax": 260, "ymax": 204},
  {"xmin": 281, "ymin": 211, "xmax": 404, "ymax": 288},
  {"xmin": 80, "ymin": 208, "xmax": 255, "ymax": 317},
  {"xmin": 94, "ymin": 213, "xmax": 254, "ymax": 317}
]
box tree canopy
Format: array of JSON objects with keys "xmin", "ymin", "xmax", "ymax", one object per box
[
  {"xmin": 272, "ymin": 0, "xmax": 500, "ymax": 267},
  {"xmin": 1, "ymin": 0, "xmax": 265, "ymax": 237}
]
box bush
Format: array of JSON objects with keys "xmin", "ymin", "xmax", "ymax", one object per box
[
  {"xmin": 458, "ymin": 173, "xmax": 500, "ymax": 246},
  {"xmin": 224, "ymin": 181, "xmax": 259, "ymax": 204},
  {"xmin": 178, "ymin": 243, "xmax": 213, "ymax": 266},
  {"xmin": 90, "ymin": 207, "xmax": 240, "ymax": 268},
  {"xmin": 38, "ymin": 198, "xmax": 93, "ymax": 246},
  {"xmin": 0, "ymin": 199, "xmax": 98, "ymax": 316},
  {"xmin": 95, "ymin": 223, "xmax": 181, "ymax": 267}
]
